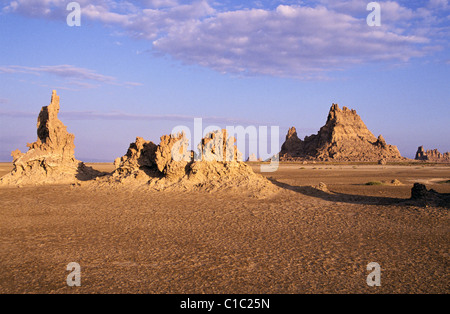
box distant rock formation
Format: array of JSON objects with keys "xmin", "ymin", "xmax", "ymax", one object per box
[
  {"xmin": 415, "ymin": 146, "xmax": 450, "ymax": 163},
  {"xmin": 105, "ymin": 129, "xmax": 275, "ymax": 195},
  {"xmin": 280, "ymin": 104, "xmax": 404, "ymax": 162},
  {"xmin": 0, "ymin": 91, "xmax": 101, "ymax": 186}
]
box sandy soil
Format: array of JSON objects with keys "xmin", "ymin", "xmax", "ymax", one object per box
[{"xmin": 0, "ymin": 162, "xmax": 449, "ymax": 294}]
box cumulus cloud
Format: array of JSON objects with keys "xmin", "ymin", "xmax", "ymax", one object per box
[
  {"xmin": 2, "ymin": 0, "xmax": 449, "ymax": 78},
  {"xmin": 153, "ymin": 4, "xmax": 432, "ymax": 78},
  {"xmin": 2, "ymin": 0, "xmax": 215, "ymax": 40}
]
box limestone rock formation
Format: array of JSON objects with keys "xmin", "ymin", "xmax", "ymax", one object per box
[
  {"xmin": 280, "ymin": 104, "xmax": 404, "ymax": 162},
  {"xmin": 247, "ymin": 154, "xmax": 257, "ymax": 162},
  {"xmin": 415, "ymin": 146, "xmax": 450, "ymax": 163},
  {"xmin": 114, "ymin": 137, "xmax": 158, "ymax": 176},
  {"xmin": 378, "ymin": 159, "xmax": 387, "ymax": 165},
  {"xmin": 0, "ymin": 90, "xmax": 101, "ymax": 186},
  {"xmin": 106, "ymin": 129, "xmax": 276, "ymax": 195},
  {"xmin": 280, "ymin": 127, "xmax": 303, "ymax": 158},
  {"xmin": 155, "ymin": 132, "xmax": 191, "ymax": 180}
]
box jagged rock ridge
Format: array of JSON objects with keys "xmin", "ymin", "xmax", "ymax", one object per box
[
  {"xmin": 101, "ymin": 129, "xmax": 275, "ymax": 195},
  {"xmin": 247, "ymin": 153, "xmax": 262, "ymax": 162},
  {"xmin": 415, "ymin": 146, "xmax": 450, "ymax": 163},
  {"xmin": 0, "ymin": 90, "xmax": 276, "ymax": 196},
  {"xmin": 0, "ymin": 91, "xmax": 101, "ymax": 185},
  {"xmin": 280, "ymin": 104, "xmax": 404, "ymax": 162}
]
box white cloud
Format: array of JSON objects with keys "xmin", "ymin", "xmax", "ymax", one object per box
[
  {"xmin": 153, "ymin": 4, "xmax": 430, "ymax": 77},
  {"xmin": 0, "ymin": 64, "xmax": 115, "ymax": 81},
  {"xmin": 2, "ymin": 0, "xmax": 448, "ymax": 78}
]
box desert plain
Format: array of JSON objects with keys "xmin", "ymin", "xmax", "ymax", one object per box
[{"xmin": 0, "ymin": 161, "xmax": 448, "ymax": 294}]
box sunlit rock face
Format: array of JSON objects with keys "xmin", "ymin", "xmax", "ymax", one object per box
[
  {"xmin": 280, "ymin": 104, "xmax": 404, "ymax": 162},
  {"xmin": 415, "ymin": 146, "xmax": 450, "ymax": 163}
]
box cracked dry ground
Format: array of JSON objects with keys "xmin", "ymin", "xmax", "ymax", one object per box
[{"xmin": 0, "ymin": 163, "xmax": 449, "ymax": 293}]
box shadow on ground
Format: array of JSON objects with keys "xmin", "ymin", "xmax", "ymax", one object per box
[
  {"xmin": 75, "ymin": 164, "xmax": 110, "ymax": 182},
  {"xmin": 268, "ymin": 178, "xmax": 407, "ymax": 206}
]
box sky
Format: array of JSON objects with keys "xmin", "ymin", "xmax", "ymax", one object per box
[{"xmin": 0, "ymin": 0, "xmax": 449, "ymax": 162}]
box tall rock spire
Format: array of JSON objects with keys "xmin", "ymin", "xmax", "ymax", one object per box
[{"xmin": 0, "ymin": 90, "xmax": 100, "ymax": 185}]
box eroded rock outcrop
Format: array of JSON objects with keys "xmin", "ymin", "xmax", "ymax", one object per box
[
  {"xmin": 0, "ymin": 91, "xmax": 101, "ymax": 186},
  {"xmin": 415, "ymin": 146, "xmax": 450, "ymax": 163},
  {"xmin": 114, "ymin": 136, "xmax": 158, "ymax": 176},
  {"xmin": 280, "ymin": 104, "xmax": 404, "ymax": 162},
  {"xmin": 155, "ymin": 132, "xmax": 192, "ymax": 180},
  {"xmin": 247, "ymin": 153, "xmax": 262, "ymax": 162},
  {"xmin": 104, "ymin": 129, "xmax": 276, "ymax": 196}
]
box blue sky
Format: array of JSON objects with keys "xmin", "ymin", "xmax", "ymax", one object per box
[{"xmin": 0, "ymin": 0, "xmax": 449, "ymax": 161}]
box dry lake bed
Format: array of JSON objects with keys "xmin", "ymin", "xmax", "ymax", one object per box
[{"xmin": 0, "ymin": 162, "xmax": 449, "ymax": 293}]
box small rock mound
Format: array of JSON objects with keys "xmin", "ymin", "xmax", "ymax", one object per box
[
  {"xmin": 314, "ymin": 182, "xmax": 330, "ymax": 193},
  {"xmin": 247, "ymin": 153, "xmax": 262, "ymax": 162},
  {"xmin": 0, "ymin": 91, "xmax": 102, "ymax": 186},
  {"xmin": 410, "ymin": 183, "xmax": 450, "ymax": 208}
]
